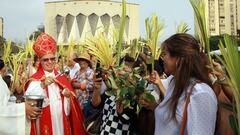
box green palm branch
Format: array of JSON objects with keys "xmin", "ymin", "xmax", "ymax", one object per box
[
  {"xmin": 10, "ymin": 51, "xmax": 26, "ymax": 92},
  {"xmin": 77, "ymin": 43, "xmax": 85, "ymax": 55},
  {"xmin": 215, "ymin": 34, "xmax": 240, "ymax": 134},
  {"xmin": 2, "ymin": 40, "xmax": 12, "ymax": 64},
  {"xmin": 190, "ymin": 0, "xmax": 213, "ymax": 69},
  {"xmin": 116, "ymin": 0, "xmax": 126, "ymax": 66},
  {"xmin": 85, "ymin": 32, "xmax": 116, "ymax": 68},
  {"xmin": 24, "ymin": 37, "xmax": 35, "ymax": 76},
  {"xmin": 67, "ymin": 39, "xmax": 75, "ymax": 60},
  {"xmin": 176, "ymin": 21, "xmax": 190, "ymax": 33},
  {"xmin": 145, "ymin": 14, "xmax": 165, "ymax": 71},
  {"xmin": 129, "ymin": 39, "xmax": 141, "ymax": 59},
  {"xmin": 25, "ymin": 37, "xmax": 35, "ymax": 58}
]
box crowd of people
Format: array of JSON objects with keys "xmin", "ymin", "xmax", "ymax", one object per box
[{"xmin": 0, "ymin": 32, "xmax": 235, "ymax": 135}]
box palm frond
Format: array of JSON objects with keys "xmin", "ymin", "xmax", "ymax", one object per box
[
  {"xmin": 10, "ymin": 51, "xmax": 26, "ymax": 92},
  {"xmin": 67, "ymin": 39, "xmax": 75, "ymax": 60},
  {"xmin": 85, "ymin": 33, "xmax": 115, "ymax": 68},
  {"xmin": 58, "ymin": 44, "xmax": 65, "ymax": 72},
  {"xmin": 77, "ymin": 43, "xmax": 85, "ymax": 55},
  {"xmin": 25, "ymin": 37, "xmax": 35, "ymax": 58},
  {"xmin": 215, "ymin": 34, "xmax": 240, "ymax": 133},
  {"xmin": 145, "ymin": 14, "xmax": 165, "ymax": 71},
  {"xmin": 129, "ymin": 39, "xmax": 141, "ymax": 59},
  {"xmin": 176, "ymin": 21, "xmax": 190, "ymax": 33},
  {"xmin": 2, "ymin": 40, "xmax": 12, "ymax": 64},
  {"xmin": 190, "ymin": 0, "xmax": 213, "ymax": 70},
  {"xmin": 116, "ymin": 0, "xmax": 126, "ymax": 65}
]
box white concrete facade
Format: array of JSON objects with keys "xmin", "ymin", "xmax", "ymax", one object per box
[
  {"xmin": 44, "ymin": 0, "xmax": 140, "ymax": 45},
  {"xmin": 0, "ymin": 17, "xmax": 3, "ymax": 37}
]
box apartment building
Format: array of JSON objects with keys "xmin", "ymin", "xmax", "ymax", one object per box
[{"xmin": 200, "ymin": 0, "xmax": 240, "ymax": 36}]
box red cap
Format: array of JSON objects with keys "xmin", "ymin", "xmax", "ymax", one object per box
[{"xmin": 33, "ymin": 33, "xmax": 57, "ymax": 57}]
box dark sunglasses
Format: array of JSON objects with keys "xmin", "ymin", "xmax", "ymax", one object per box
[{"xmin": 41, "ymin": 57, "xmax": 56, "ymax": 62}]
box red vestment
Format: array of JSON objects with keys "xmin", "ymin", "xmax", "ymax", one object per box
[{"xmin": 25, "ymin": 66, "xmax": 86, "ymax": 135}]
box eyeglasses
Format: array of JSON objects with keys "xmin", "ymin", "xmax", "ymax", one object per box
[{"xmin": 41, "ymin": 57, "xmax": 56, "ymax": 62}]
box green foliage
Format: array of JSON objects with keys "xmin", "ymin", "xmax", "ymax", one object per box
[
  {"xmin": 229, "ymin": 115, "xmax": 239, "ymax": 135},
  {"xmin": 2, "ymin": 40, "xmax": 12, "ymax": 64},
  {"xmin": 128, "ymin": 39, "xmax": 142, "ymax": 59},
  {"xmin": 215, "ymin": 34, "xmax": 240, "ymax": 134},
  {"xmin": 190, "ymin": 0, "xmax": 209, "ymax": 52},
  {"xmin": 190, "ymin": 0, "xmax": 213, "ymax": 70},
  {"xmin": 145, "ymin": 14, "xmax": 165, "ymax": 72},
  {"xmin": 210, "ymin": 35, "xmax": 240, "ymax": 51},
  {"xmin": 0, "ymin": 36, "xmax": 6, "ymax": 55},
  {"xmin": 142, "ymin": 92, "xmax": 156, "ymax": 103},
  {"xmin": 29, "ymin": 24, "xmax": 44, "ymax": 40},
  {"xmin": 104, "ymin": 66, "xmax": 155, "ymax": 110},
  {"xmin": 116, "ymin": 0, "xmax": 126, "ymax": 66},
  {"xmin": 176, "ymin": 21, "xmax": 190, "ymax": 34}
]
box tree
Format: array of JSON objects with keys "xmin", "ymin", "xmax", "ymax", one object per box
[
  {"xmin": 29, "ymin": 24, "xmax": 45, "ymax": 40},
  {"xmin": 210, "ymin": 35, "xmax": 240, "ymax": 51},
  {"xmin": 0, "ymin": 36, "xmax": 6, "ymax": 57}
]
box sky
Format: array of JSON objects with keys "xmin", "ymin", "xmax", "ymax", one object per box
[{"xmin": 0, "ymin": 0, "xmax": 194, "ymax": 43}]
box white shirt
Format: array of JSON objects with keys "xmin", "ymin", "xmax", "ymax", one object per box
[
  {"xmin": 154, "ymin": 76, "xmax": 217, "ymax": 135},
  {"xmin": 69, "ymin": 63, "xmax": 80, "ymax": 80},
  {"xmin": 0, "ymin": 75, "xmax": 30, "ymax": 135},
  {"xmin": 0, "ymin": 75, "xmax": 10, "ymax": 106},
  {"xmin": 25, "ymin": 71, "xmax": 70, "ymax": 135}
]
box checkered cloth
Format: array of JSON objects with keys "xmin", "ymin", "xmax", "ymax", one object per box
[{"xmin": 100, "ymin": 95, "xmax": 136, "ymax": 135}]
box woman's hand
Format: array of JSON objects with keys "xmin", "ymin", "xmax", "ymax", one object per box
[
  {"xmin": 149, "ymin": 71, "xmax": 166, "ymax": 96},
  {"xmin": 139, "ymin": 98, "xmax": 158, "ymax": 111},
  {"xmin": 212, "ymin": 60, "xmax": 225, "ymax": 81},
  {"xmin": 91, "ymin": 72, "xmax": 103, "ymax": 107},
  {"xmin": 116, "ymin": 100, "xmax": 124, "ymax": 114},
  {"xmin": 211, "ymin": 60, "xmax": 233, "ymax": 100}
]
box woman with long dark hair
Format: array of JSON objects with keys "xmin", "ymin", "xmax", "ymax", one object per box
[{"xmin": 141, "ymin": 33, "xmax": 217, "ymax": 135}]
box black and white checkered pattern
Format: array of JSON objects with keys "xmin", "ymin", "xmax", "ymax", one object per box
[{"xmin": 100, "ymin": 96, "xmax": 130, "ymax": 135}]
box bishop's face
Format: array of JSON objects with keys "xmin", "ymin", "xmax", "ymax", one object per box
[{"xmin": 40, "ymin": 54, "xmax": 56, "ymax": 72}]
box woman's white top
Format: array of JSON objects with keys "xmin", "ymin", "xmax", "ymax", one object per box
[
  {"xmin": 154, "ymin": 76, "xmax": 217, "ymax": 135},
  {"xmin": 0, "ymin": 75, "xmax": 10, "ymax": 106}
]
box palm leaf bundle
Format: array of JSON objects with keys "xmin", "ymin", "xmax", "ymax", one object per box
[
  {"xmin": 116, "ymin": 0, "xmax": 126, "ymax": 66},
  {"xmin": 129, "ymin": 39, "xmax": 142, "ymax": 59},
  {"xmin": 58, "ymin": 44, "xmax": 65, "ymax": 58},
  {"xmin": 67, "ymin": 40, "xmax": 75, "ymax": 61},
  {"xmin": 2, "ymin": 40, "xmax": 12, "ymax": 64},
  {"xmin": 10, "ymin": 51, "xmax": 26, "ymax": 92},
  {"xmin": 85, "ymin": 32, "xmax": 115, "ymax": 68},
  {"xmin": 176, "ymin": 21, "xmax": 190, "ymax": 34},
  {"xmin": 145, "ymin": 14, "xmax": 165, "ymax": 71},
  {"xmin": 25, "ymin": 38, "xmax": 35, "ymax": 58},
  {"xmin": 77, "ymin": 43, "xmax": 85, "ymax": 55},
  {"xmin": 57, "ymin": 44, "xmax": 65, "ymax": 72},
  {"xmin": 190, "ymin": 0, "xmax": 212, "ymax": 67},
  {"xmin": 24, "ymin": 38, "xmax": 35, "ymax": 76},
  {"xmin": 215, "ymin": 34, "xmax": 240, "ymax": 134}
]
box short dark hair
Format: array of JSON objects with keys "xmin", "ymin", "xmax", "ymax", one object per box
[
  {"xmin": 33, "ymin": 54, "xmax": 39, "ymax": 66},
  {"xmin": 3, "ymin": 75, "xmax": 11, "ymax": 88},
  {"xmin": 0, "ymin": 59, "xmax": 5, "ymax": 70}
]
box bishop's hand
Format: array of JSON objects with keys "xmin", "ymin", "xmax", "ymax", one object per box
[{"xmin": 25, "ymin": 100, "xmax": 42, "ymax": 120}]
